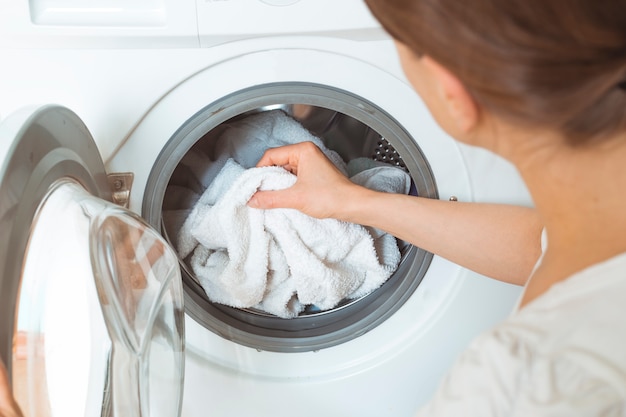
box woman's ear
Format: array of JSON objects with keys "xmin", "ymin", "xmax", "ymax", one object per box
[{"xmin": 421, "ymin": 56, "xmax": 480, "ymax": 134}]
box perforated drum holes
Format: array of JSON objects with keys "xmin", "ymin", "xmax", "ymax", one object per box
[{"xmin": 373, "ymin": 138, "xmax": 408, "ymax": 172}]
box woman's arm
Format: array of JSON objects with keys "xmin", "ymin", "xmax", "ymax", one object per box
[{"xmin": 248, "ymin": 142, "xmax": 543, "ymax": 285}]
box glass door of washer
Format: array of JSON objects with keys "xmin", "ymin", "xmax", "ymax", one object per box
[{"xmin": 0, "ymin": 105, "xmax": 185, "ymax": 417}]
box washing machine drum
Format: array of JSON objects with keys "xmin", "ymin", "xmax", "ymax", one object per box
[{"xmin": 144, "ymin": 84, "xmax": 439, "ymax": 353}]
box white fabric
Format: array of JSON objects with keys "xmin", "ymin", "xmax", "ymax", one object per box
[
  {"xmin": 415, "ymin": 252, "xmax": 626, "ymax": 417},
  {"xmin": 198, "ymin": 109, "xmax": 349, "ymax": 185},
  {"xmin": 177, "ymin": 158, "xmax": 408, "ymax": 318}
]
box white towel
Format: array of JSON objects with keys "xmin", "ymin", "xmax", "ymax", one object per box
[
  {"xmin": 171, "ymin": 110, "xmax": 412, "ymax": 318},
  {"xmin": 197, "ymin": 109, "xmax": 348, "ymax": 184},
  {"xmin": 178, "ymin": 159, "xmax": 407, "ymax": 318}
]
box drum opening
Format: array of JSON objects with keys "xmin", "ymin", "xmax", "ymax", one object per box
[{"xmin": 143, "ymin": 83, "xmax": 438, "ymax": 352}]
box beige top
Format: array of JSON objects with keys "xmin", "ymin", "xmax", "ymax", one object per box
[{"xmin": 415, "ymin": 251, "xmax": 626, "ymax": 416}]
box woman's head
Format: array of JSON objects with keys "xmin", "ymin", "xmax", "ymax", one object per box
[{"xmin": 365, "ymin": 0, "xmax": 626, "ymax": 144}]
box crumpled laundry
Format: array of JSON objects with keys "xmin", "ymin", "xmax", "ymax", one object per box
[{"xmin": 170, "ymin": 110, "xmax": 412, "ymax": 318}]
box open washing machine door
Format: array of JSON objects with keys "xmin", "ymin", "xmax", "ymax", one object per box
[{"xmin": 0, "ymin": 105, "xmax": 185, "ymax": 417}]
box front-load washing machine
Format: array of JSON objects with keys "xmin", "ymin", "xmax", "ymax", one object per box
[{"xmin": 0, "ymin": 1, "xmax": 533, "ymax": 416}]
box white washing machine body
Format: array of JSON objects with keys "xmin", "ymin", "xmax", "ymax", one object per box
[{"xmin": 0, "ymin": 1, "xmax": 532, "ymax": 416}]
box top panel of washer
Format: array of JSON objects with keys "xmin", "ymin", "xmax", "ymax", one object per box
[{"xmin": 0, "ymin": 0, "xmax": 385, "ymax": 48}]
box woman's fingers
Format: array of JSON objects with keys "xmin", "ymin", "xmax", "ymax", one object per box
[
  {"xmin": 248, "ymin": 189, "xmax": 296, "ymax": 210},
  {"xmin": 256, "ymin": 143, "xmax": 302, "ymax": 169},
  {"xmin": 251, "ymin": 142, "xmax": 358, "ymax": 219}
]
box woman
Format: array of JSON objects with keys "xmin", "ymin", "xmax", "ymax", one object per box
[{"xmin": 248, "ymin": 0, "xmax": 626, "ymax": 415}]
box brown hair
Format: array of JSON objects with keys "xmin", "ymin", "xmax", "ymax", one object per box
[{"xmin": 364, "ymin": 0, "xmax": 626, "ymax": 143}]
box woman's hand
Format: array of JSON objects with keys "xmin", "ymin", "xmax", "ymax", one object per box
[{"xmin": 248, "ymin": 141, "xmax": 367, "ymax": 220}]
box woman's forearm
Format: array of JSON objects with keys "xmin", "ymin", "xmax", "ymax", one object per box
[{"xmin": 341, "ymin": 188, "xmax": 543, "ymax": 285}]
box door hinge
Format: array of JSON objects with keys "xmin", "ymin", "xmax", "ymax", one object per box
[{"xmin": 107, "ymin": 173, "xmax": 134, "ymax": 208}]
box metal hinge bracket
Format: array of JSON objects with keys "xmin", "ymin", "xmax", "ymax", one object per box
[{"xmin": 107, "ymin": 173, "xmax": 134, "ymax": 208}]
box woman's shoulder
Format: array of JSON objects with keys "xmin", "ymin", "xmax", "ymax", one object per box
[
  {"xmin": 421, "ymin": 261, "xmax": 626, "ymax": 417},
  {"xmin": 509, "ymin": 251, "xmax": 626, "ymax": 350},
  {"xmin": 495, "ymin": 254, "xmax": 626, "ymax": 399},
  {"xmin": 517, "ymin": 251, "xmax": 626, "ymax": 324}
]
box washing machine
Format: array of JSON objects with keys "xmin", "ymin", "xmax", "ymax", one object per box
[{"xmin": 0, "ymin": 1, "xmax": 533, "ymax": 416}]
